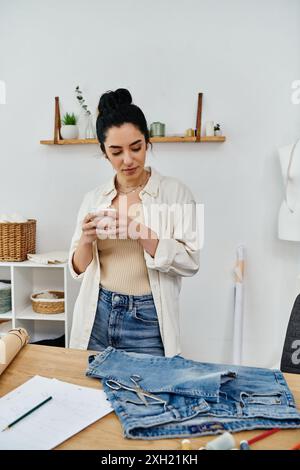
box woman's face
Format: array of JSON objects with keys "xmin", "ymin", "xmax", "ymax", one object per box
[{"xmin": 104, "ymin": 123, "xmax": 148, "ymax": 181}]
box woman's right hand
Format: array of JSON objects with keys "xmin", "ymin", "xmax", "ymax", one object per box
[
  {"xmin": 80, "ymin": 209, "xmax": 117, "ymax": 245},
  {"xmin": 80, "ymin": 212, "xmax": 99, "ymax": 245}
]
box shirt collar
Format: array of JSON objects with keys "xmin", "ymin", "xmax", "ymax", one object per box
[{"xmin": 101, "ymin": 165, "xmax": 160, "ymax": 197}]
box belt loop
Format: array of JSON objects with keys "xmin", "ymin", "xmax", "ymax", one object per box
[{"xmin": 128, "ymin": 295, "xmax": 133, "ymax": 311}]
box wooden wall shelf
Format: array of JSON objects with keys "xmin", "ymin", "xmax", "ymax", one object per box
[
  {"xmin": 150, "ymin": 136, "xmax": 226, "ymax": 143},
  {"xmin": 40, "ymin": 93, "xmax": 226, "ymax": 145},
  {"xmin": 40, "ymin": 136, "xmax": 226, "ymax": 145}
]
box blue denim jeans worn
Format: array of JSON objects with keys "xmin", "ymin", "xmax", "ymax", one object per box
[
  {"xmin": 86, "ymin": 346, "xmax": 300, "ymax": 440},
  {"xmin": 87, "ymin": 286, "xmax": 165, "ymax": 356}
]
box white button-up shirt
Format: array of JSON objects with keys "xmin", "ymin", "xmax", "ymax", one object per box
[{"xmin": 68, "ymin": 165, "xmax": 200, "ymax": 357}]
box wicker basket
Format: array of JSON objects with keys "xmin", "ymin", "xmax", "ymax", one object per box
[
  {"xmin": 0, "ymin": 219, "xmax": 36, "ymax": 262},
  {"xmin": 31, "ymin": 290, "xmax": 65, "ymax": 314}
]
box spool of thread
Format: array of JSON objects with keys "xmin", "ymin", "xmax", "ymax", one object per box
[
  {"xmin": 204, "ymin": 432, "xmax": 236, "ymax": 450},
  {"xmin": 180, "ymin": 439, "xmax": 192, "ymax": 450},
  {"xmin": 240, "ymin": 440, "xmax": 251, "ymax": 450}
]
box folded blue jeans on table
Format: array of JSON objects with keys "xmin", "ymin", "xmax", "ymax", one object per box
[{"xmin": 86, "ymin": 346, "xmax": 300, "ymax": 440}]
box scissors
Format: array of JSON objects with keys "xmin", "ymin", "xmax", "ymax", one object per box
[{"xmin": 105, "ymin": 374, "xmax": 166, "ymax": 407}]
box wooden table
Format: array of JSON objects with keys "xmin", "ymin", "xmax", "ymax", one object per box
[{"xmin": 0, "ymin": 344, "xmax": 300, "ymax": 450}]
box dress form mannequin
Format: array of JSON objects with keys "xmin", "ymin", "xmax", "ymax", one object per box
[{"xmin": 278, "ymin": 139, "xmax": 300, "ymax": 242}]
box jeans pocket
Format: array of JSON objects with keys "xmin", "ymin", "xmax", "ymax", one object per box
[
  {"xmin": 133, "ymin": 304, "xmax": 159, "ymax": 324},
  {"xmin": 240, "ymin": 391, "xmax": 283, "ymax": 406}
]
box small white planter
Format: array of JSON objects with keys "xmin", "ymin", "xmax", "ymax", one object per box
[{"xmin": 60, "ymin": 125, "xmax": 79, "ymax": 139}]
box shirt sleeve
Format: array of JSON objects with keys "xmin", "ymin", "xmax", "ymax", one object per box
[
  {"xmin": 144, "ymin": 197, "xmax": 201, "ymax": 277},
  {"xmin": 68, "ymin": 191, "xmax": 92, "ymax": 281}
]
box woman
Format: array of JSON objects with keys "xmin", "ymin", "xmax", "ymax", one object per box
[{"xmin": 68, "ymin": 88, "xmax": 200, "ymax": 357}]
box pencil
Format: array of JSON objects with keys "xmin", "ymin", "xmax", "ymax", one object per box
[
  {"xmin": 247, "ymin": 428, "xmax": 280, "ymax": 445},
  {"xmin": 2, "ymin": 396, "xmax": 53, "ymax": 431},
  {"xmin": 290, "ymin": 441, "xmax": 300, "ymax": 450}
]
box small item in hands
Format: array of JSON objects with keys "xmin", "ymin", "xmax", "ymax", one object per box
[
  {"xmin": 94, "ymin": 208, "xmax": 117, "ymax": 238},
  {"xmin": 2, "ymin": 396, "xmax": 53, "ymax": 431}
]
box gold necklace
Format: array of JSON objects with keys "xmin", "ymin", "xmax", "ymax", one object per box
[{"xmin": 117, "ymin": 172, "xmax": 150, "ymax": 195}]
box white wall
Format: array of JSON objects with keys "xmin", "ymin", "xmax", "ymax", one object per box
[{"xmin": 1, "ymin": 0, "xmax": 300, "ymax": 367}]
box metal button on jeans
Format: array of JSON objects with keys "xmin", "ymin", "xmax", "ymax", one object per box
[{"xmin": 114, "ymin": 295, "xmax": 120, "ymax": 302}]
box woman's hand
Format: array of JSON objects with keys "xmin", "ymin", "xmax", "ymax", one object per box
[
  {"xmin": 80, "ymin": 212, "xmax": 101, "ymax": 245},
  {"xmin": 73, "ymin": 211, "xmax": 101, "ymax": 275}
]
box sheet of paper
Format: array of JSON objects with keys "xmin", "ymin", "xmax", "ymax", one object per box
[{"xmin": 0, "ymin": 375, "xmax": 113, "ymax": 450}]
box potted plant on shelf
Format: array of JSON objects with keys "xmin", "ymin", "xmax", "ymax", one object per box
[
  {"xmin": 214, "ymin": 123, "xmax": 222, "ymax": 137},
  {"xmin": 60, "ymin": 112, "xmax": 79, "ymax": 139}
]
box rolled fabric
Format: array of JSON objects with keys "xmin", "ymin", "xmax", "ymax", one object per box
[
  {"xmin": 9, "ymin": 213, "xmax": 28, "ymax": 222},
  {"xmin": 0, "ymin": 214, "xmax": 11, "ymax": 222},
  {"xmin": 0, "ymin": 213, "xmax": 28, "ymax": 223},
  {"xmin": 232, "ymin": 245, "xmax": 245, "ymax": 365}
]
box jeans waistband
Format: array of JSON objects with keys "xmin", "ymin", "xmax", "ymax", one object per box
[{"xmin": 99, "ymin": 285, "xmax": 154, "ymax": 307}]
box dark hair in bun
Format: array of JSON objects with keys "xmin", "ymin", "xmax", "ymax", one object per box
[{"xmin": 96, "ymin": 88, "xmax": 152, "ymax": 157}]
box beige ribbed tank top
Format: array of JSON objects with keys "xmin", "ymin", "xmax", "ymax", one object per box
[{"xmin": 97, "ymin": 202, "xmax": 152, "ymax": 295}]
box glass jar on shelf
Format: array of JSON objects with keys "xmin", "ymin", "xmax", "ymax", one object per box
[{"xmin": 84, "ymin": 112, "xmax": 96, "ymax": 139}]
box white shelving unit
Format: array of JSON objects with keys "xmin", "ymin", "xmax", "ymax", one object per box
[{"xmin": 0, "ymin": 260, "xmax": 79, "ymax": 347}]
